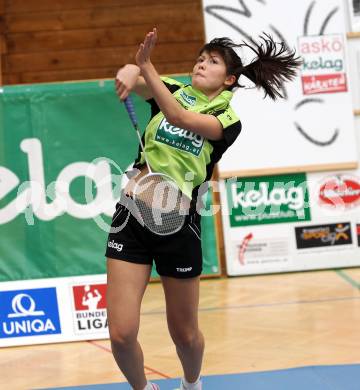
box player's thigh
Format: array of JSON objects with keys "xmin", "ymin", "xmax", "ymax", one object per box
[
  {"xmin": 161, "ymin": 276, "xmax": 201, "ymax": 340},
  {"xmin": 106, "ymin": 258, "xmax": 152, "ymax": 339}
]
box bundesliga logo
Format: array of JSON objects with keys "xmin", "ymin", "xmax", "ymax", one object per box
[{"xmin": 72, "ymin": 284, "xmax": 108, "ymax": 334}]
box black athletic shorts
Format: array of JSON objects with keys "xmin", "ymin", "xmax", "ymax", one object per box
[{"xmin": 105, "ymin": 200, "xmax": 203, "ymax": 279}]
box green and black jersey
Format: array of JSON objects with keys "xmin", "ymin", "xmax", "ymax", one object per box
[{"xmin": 133, "ymin": 76, "xmax": 242, "ymax": 210}]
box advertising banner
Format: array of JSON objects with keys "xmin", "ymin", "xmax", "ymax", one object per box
[
  {"xmin": 220, "ymin": 170, "xmax": 360, "ymax": 276},
  {"xmin": 71, "ymin": 283, "xmax": 108, "ymax": 335},
  {"xmin": 226, "ymin": 173, "xmax": 311, "ymax": 227},
  {"xmin": 0, "ymin": 275, "xmax": 109, "ymax": 347},
  {"xmin": 0, "ymin": 287, "xmax": 61, "ymax": 340},
  {"xmin": 298, "ymin": 34, "xmax": 348, "ymax": 95}
]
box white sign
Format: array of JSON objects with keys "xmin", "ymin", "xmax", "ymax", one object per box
[
  {"xmin": 202, "ymin": 0, "xmax": 358, "ymax": 176},
  {"xmin": 219, "ymin": 170, "xmax": 360, "ymax": 276},
  {"xmin": 299, "ymin": 34, "xmax": 347, "ymax": 94}
]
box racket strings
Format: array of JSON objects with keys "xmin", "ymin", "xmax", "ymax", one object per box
[{"xmin": 133, "ymin": 174, "xmax": 189, "ymax": 235}]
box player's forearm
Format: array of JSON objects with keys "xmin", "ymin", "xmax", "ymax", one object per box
[
  {"xmin": 139, "ymin": 62, "xmax": 183, "ymax": 125},
  {"xmin": 116, "ymin": 64, "xmax": 152, "ymax": 100}
]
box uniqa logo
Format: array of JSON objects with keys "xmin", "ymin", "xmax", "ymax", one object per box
[
  {"xmin": 3, "ymin": 293, "xmax": 56, "ymax": 335},
  {"xmin": 0, "ymin": 138, "xmax": 119, "ymax": 224},
  {"xmin": 231, "ymin": 182, "xmax": 305, "ymax": 210},
  {"xmin": 318, "ymin": 175, "xmax": 360, "ymax": 209}
]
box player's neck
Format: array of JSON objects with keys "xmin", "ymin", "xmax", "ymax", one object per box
[{"xmin": 196, "ymin": 85, "xmax": 226, "ymax": 101}]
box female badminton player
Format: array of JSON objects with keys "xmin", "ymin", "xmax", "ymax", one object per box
[{"xmin": 105, "ymin": 28, "xmax": 301, "ymax": 390}]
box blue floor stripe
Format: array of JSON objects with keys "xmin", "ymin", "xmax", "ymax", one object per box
[{"xmin": 39, "ymin": 364, "xmax": 360, "ymax": 390}]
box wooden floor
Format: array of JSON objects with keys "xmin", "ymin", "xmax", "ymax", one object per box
[{"xmin": 2, "ymin": 268, "xmax": 360, "ymax": 389}]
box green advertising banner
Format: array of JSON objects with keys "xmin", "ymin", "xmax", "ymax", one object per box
[
  {"xmin": 0, "ymin": 78, "xmax": 220, "ymax": 282},
  {"xmin": 226, "ymin": 173, "xmax": 311, "ymax": 227}
]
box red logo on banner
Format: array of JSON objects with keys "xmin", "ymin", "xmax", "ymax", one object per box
[
  {"xmin": 72, "ymin": 284, "xmax": 107, "ymax": 311},
  {"xmin": 238, "ymin": 233, "xmax": 253, "ymax": 265},
  {"xmin": 319, "ymin": 176, "xmax": 360, "ymax": 209},
  {"xmin": 302, "ymin": 74, "xmax": 347, "ymax": 95}
]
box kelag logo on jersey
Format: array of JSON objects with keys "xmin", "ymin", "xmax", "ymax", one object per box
[
  {"xmin": 155, "ymin": 118, "xmax": 204, "ymax": 157},
  {"xmin": 0, "ymin": 288, "xmax": 61, "ymax": 339},
  {"xmin": 72, "ymin": 284, "xmax": 108, "ymax": 334},
  {"xmin": 295, "ymin": 222, "xmax": 353, "ymax": 249}
]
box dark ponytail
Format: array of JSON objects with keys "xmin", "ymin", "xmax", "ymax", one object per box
[{"xmin": 199, "ymin": 33, "xmax": 302, "ymax": 100}]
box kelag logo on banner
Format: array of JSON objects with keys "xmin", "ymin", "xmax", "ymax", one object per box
[
  {"xmin": 0, "ymin": 288, "xmax": 61, "ymax": 338},
  {"xmin": 298, "ymin": 34, "xmax": 347, "ymax": 95},
  {"xmin": 71, "ymin": 284, "xmax": 108, "ymax": 334},
  {"xmin": 295, "ymin": 222, "xmax": 353, "ymax": 249},
  {"xmin": 226, "ymin": 173, "xmax": 311, "ymax": 227}
]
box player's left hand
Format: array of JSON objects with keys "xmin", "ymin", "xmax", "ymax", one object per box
[{"xmin": 136, "ymin": 28, "xmax": 157, "ymax": 67}]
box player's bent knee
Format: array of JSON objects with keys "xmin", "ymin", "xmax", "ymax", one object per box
[
  {"xmin": 108, "ymin": 326, "xmax": 138, "ymax": 348},
  {"xmin": 170, "ymin": 328, "xmax": 199, "ymax": 349}
]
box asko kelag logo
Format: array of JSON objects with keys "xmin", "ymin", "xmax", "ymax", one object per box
[
  {"xmin": 298, "ymin": 34, "xmax": 347, "ymax": 94},
  {"xmin": 295, "ymin": 222, "xmax": 353, "ymax": 249},
  {"xmin": 72, "ymin": 283, "xmax": 107, "ymax": 334},
  {"xmin": 0, "ymin": 288, "xmax": 61, "ymax": 338},
  {"xmin": 318, "ymin": 175, "xmax": 360, "ymax": 209}
]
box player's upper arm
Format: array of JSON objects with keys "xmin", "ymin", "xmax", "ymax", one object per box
[
  {"xmin": 171, "ymin": 106, "xmax": 241, "ymax": 143},
  {"xmin": 172, "ymin": 111, "xmax": 224, "ymax": 140}
]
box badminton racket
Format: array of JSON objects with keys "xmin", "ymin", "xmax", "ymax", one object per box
[{"xmin": 123, "ymin": 96, "xmax": 189, "ymax": 235}]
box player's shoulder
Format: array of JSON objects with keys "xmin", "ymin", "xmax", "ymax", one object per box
[
  {"xmin": 160, "ymin": 76, "xmax": 185, "ymax": 88},
  {"xmin": 213, "ymin": 104, "xmax": 241, "ymax": 128},
  {"xmin": 224, "ymin": 105, "xmax": 240, "ymax": 123}
]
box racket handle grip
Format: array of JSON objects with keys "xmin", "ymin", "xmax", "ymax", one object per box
[{"xmin": 124, "ymin": 96, "xmax": 138, "ymax": 127}]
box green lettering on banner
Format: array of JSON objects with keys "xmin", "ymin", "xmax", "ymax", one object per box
[
  {"xmin": 0, "ymin": 78, "xmax": 219, "ymax": 281},
  {"xmin": 226, "ymin": 173, "xmax": 311, "ymax": 227}
]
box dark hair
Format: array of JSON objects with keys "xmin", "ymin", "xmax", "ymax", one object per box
[{"xmin": 199, "ymin": 33, "xmax": 302, "ymax": 100}]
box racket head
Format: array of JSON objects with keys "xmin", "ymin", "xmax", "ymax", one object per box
[{"xmin": 133, "ymin": 172, "xmax": 190, "ymax": 235}]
